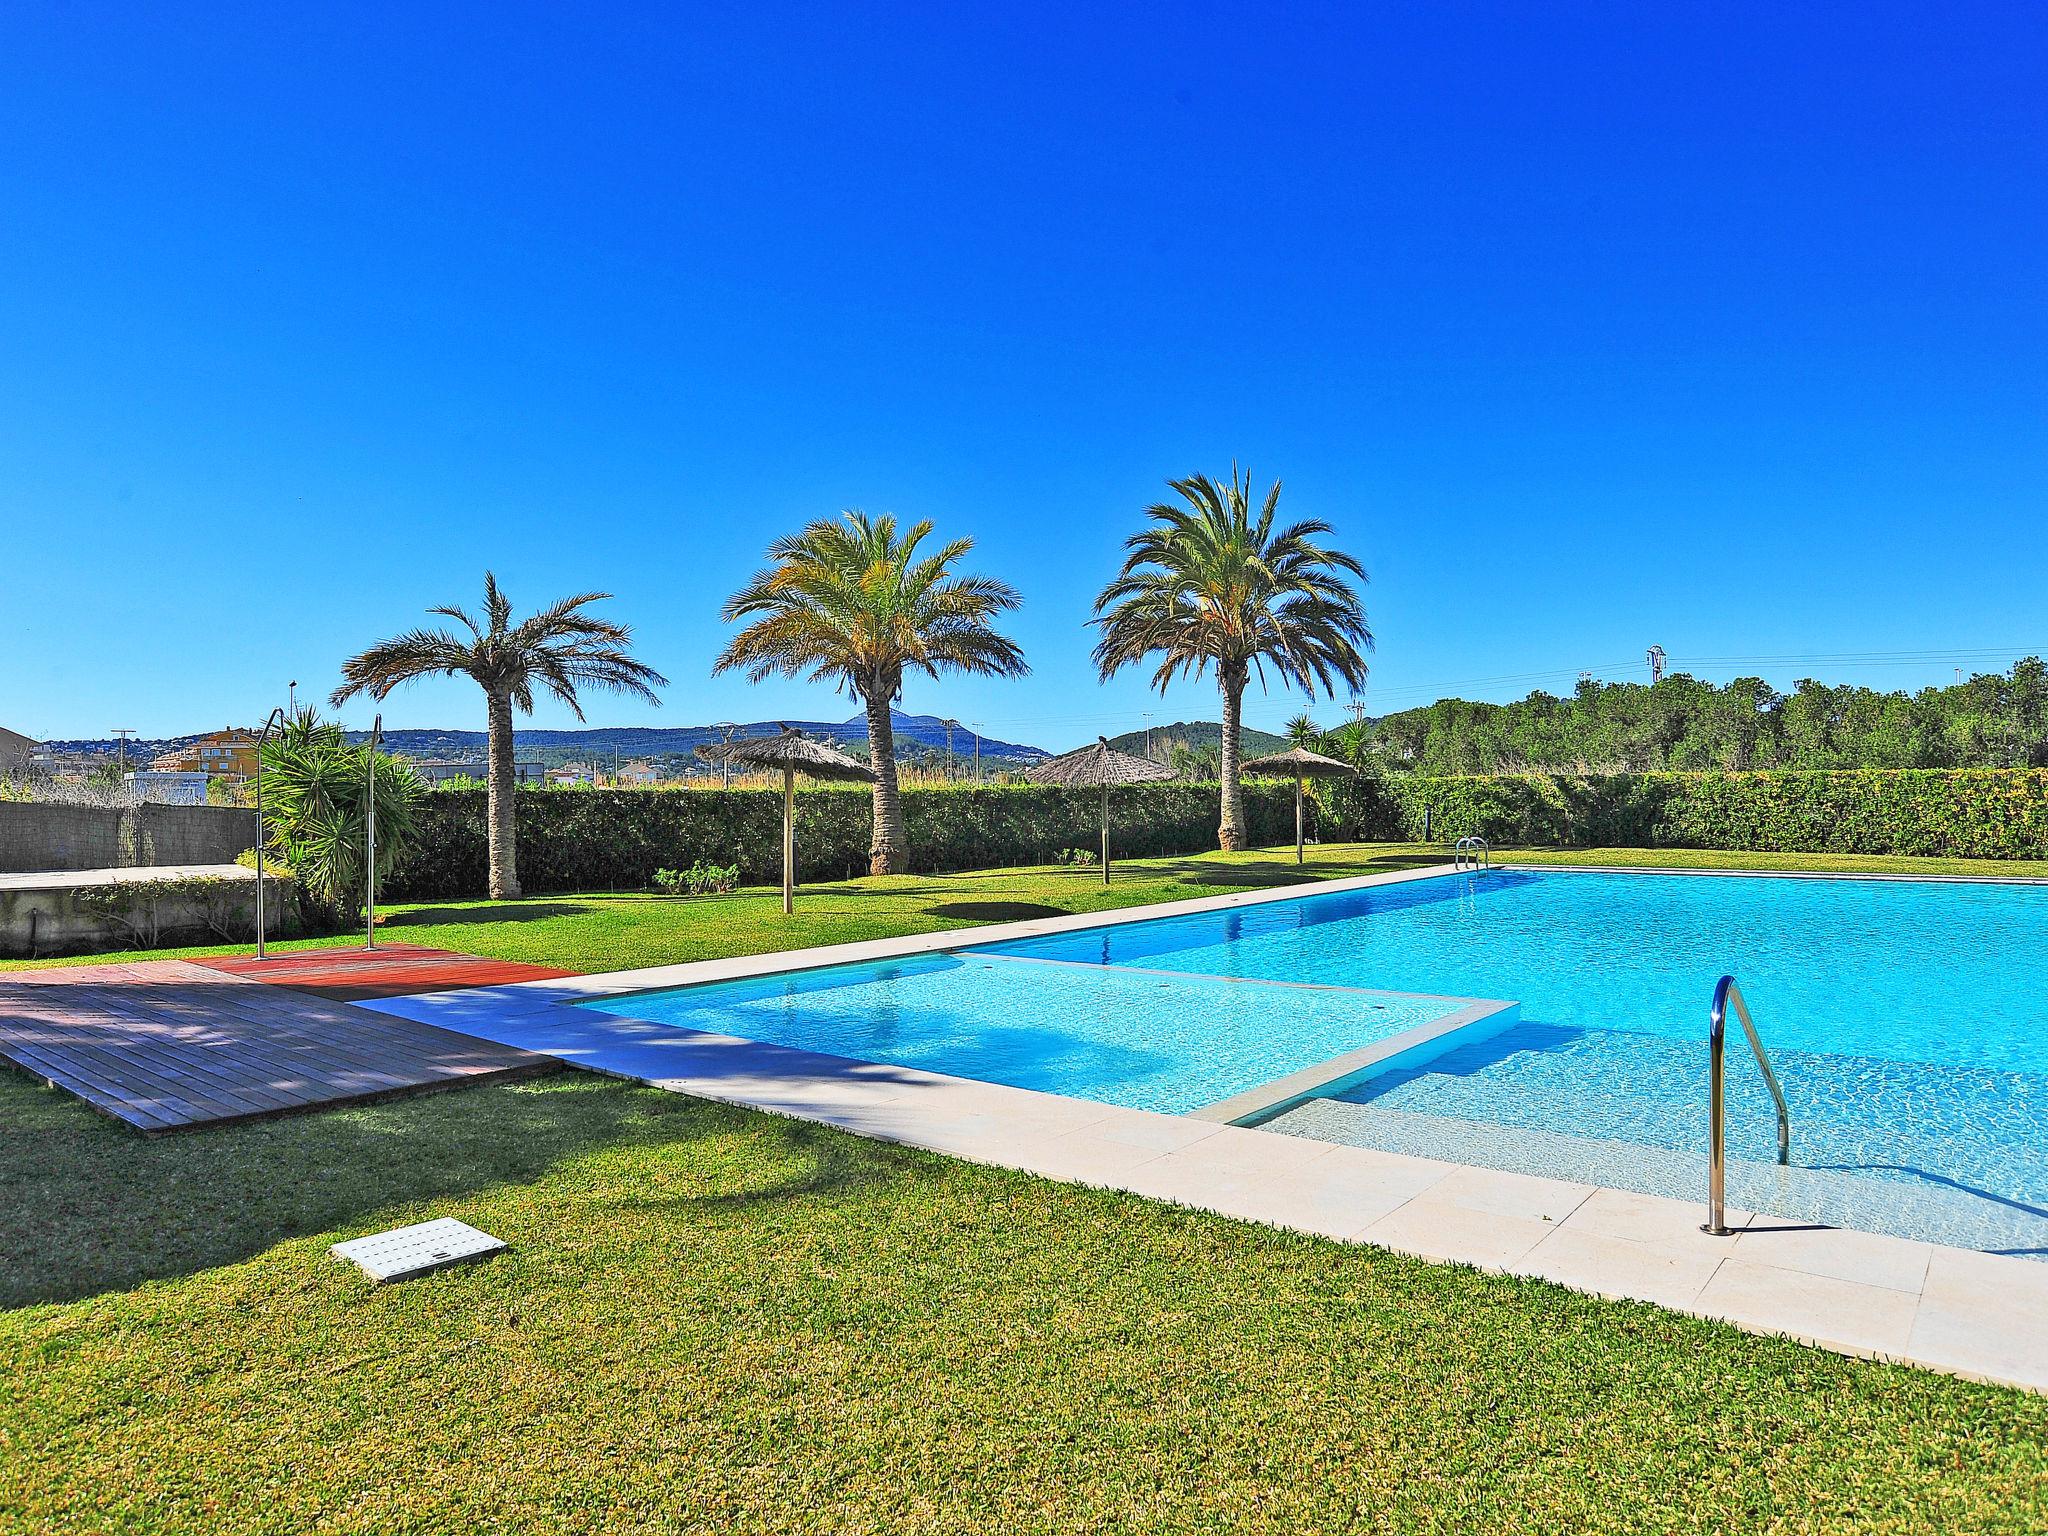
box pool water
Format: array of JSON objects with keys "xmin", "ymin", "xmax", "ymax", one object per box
[
  {"xmin": 583, "ymin": 868, "xmax": 2048, "ymax": 1254},
  {"xmin": 578, "ymin": 949, "xmax": 1475, "ymax": 1115}
]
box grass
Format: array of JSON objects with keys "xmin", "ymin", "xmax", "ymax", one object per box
[
  {"xmin": 7, "ymin": 841, "xmax": 2047, "ymax": 1529},
  {"xmin": 7, "ymin": 840, "xmax": 2043, "ymax": 976},
  {"xmin": 3, "ymin": 1071, "xmax": 2044, "ymax": 1534}
]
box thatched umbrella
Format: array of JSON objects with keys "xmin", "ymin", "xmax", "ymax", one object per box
[
  {"xmin": 1024, "ymin": 736, "xmax": 1175, "ymax": 885},
  {"xmin": 696, "ymin": 727, "xmax": 874, "ymax": 914},
  {"xmin": 1241, "ymin": 746, "xmax": 1356, "ymax": 865}
]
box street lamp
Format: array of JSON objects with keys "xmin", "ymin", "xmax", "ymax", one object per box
[{"xmin": 253, "ymin": 706, "xmax": 288, "ymax": 959}]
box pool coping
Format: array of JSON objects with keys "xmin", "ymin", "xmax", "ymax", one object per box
[
  {"xmin": 357, "ymin": 860, "xmax": 2048, "ymax": 1396},
  {"xmin": 1504, "ymin": 861, "xmax": 2048, "ymax": 886}
]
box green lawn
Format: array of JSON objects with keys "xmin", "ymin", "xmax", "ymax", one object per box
[
  {"xmin": 8, "ymin": 840, "xmax": 2043, "ymax": 976},
  {"xmin": 7, "ymin": 842, "xmax": 2047, "ymax": 1531},
  {"xmin": 3, "ymin": 1071, "xmax": 2043, "ymax": 1534}
]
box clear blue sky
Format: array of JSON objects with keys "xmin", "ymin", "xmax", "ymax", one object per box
[{"xmin": 4, "ymin": 2, "xmax": 2043, "ymax": 749}]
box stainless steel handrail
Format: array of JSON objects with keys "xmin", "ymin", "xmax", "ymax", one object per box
[
  {"xmin": 1703, "ymin": 974, "xmax": 1791, "ymax": 1236},
  {"xmin": 1452, "ymin": 835, "xmax": 1491, "ymax": 872}
]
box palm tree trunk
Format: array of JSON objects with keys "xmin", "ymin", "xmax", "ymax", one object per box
[
  {"xmin": 1218, "ymin": 667, "xmax": 1247, "ymax": 852},
  {"xmin": 864, "ymin": 690, "xmax": 907, "ymax": 875},
  {"xmin": 485, "ymin": 688, "xmax": 522, "ymax": 899}
]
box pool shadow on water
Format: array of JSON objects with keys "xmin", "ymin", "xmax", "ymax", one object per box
[
  {"xmin": 1329, "ymin": 1019, "xmax": 1588, "ymax": 1104},
  {"xmin": 0, "ymin": 1068, "xmax": 910, "ymax": 1310}
]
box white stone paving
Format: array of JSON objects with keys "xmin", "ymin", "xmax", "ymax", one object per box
[{"xmin": 358, "ymin": 861, "xmax": 2048, "ymax": 1396}]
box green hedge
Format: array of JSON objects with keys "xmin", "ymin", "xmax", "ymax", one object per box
[
  {"xmin": 1317, "ymin": 769, "xmax": 2048, "ymax": 859},
  {"xmin": 387, "ymin": 782, "xmax": 1299, "ymax": 900}
]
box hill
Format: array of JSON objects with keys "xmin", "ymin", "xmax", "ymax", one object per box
[
  {"xmin": 35, "ymin": 714, "xmax": 1051, "ymax": 773},
  {"xmin": 1103, "ymin": 720, "xmax": 1289, "ymax": 762}
]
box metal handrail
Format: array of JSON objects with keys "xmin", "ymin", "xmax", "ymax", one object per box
[
  {"xmin": 1452, "ymin": 835, "xmax": 1491, "ymax": 872},
  {"xmin": 1703, "ymin": 974, "xmax": 1791, "ymax": 1236}
]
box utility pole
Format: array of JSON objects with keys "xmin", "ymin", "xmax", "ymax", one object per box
[
  {"xmin": 1143, "ymin": 710, "xmax": 1154, "ymax": 761},
  {"xmin": 111, "ymin": 728, "xmax": 136, "ymax": 780},
  {"xmin": 1647, "ymin": 646, "xmax": 1666, "ymax": 684},
  {"xmin": 713, "ymin": 722, "xmax": 737, "ymax": 788},
  {"xmin": 971, "ymin": 721, "xmax": 982, "ymax": 783},
  {"xmin": 941, "ymin": 718, "xmax": 959, "ymax": 781}
]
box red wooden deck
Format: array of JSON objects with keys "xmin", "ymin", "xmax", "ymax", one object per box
[
  {"xmin": 196, "ymin": 943, "xmax": 577, "ymax": 1001},
  {"xmin": 0, "ymin": 959, "xmax": 555, "ymax": 1133}
]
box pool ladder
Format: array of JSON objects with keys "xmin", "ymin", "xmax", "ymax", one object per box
[
  {"xmin": 1703, "ymin": 974, "xmax": 1791, "ymax": 1236},
  {"xmin": 1452, "ymin": 835, "xmax": 1491, "ymax": 872}
]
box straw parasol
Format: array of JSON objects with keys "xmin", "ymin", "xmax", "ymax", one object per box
[
  {"xmin": 1241, "ymin": 746, "xmax": 1356, "ymax": 865},
  {"xmin": 697, "ymin": 727, "xmax": 874, "ymax": 914},
  {"xmin": 1024, "ymin": 736, "xmax": 1175, "ymax": 885}
]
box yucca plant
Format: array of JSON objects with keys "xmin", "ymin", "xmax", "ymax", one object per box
[
  {"xmin": 715, "ymin": 511, "xmax": 1027, "ymax": 874},
  {"xmin": 332, "ymin": 574, "xmax": 665, "ymax": 898},
  {"xmin": 1093, "ymin": 469, "xmax": 1371, "ymax": 851},
  {"xmin": 258, "ymin": 712, "xmax": 423, "ymax": 926}
]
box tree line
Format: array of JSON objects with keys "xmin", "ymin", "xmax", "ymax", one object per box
[
  {"xmin": 330, "ymin": 466, "xmax": 1371, "ymax": 898},
  {"xmin": 1343, "ymin": 664, "xmax": 2048, "ymax": 777}
]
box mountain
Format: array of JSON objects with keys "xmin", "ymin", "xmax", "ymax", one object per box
[
  {"xmin": 1103, "ymin": 720, "xmax": 1290, "ymax": 761},
  {"xmin": 36, "ymin": 715, "xmax": 1052, "ymax": 774}
]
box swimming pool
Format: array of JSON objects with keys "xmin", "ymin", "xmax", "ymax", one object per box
[{"xmin": 582, "ymin": 868, "xmax": 2048, "ymax": 1255}]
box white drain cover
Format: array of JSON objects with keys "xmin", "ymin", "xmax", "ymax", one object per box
[{"xmin": 330, "ymin": 1218, "xmax": 505, "ymax": 1283}]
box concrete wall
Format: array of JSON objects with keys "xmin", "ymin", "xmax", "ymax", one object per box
[
  {"xmin": 0, "ymin": 870, "xmax": 294, "ymax": 958},
  {"xmin": 0, "ymin": 802, "xmax": 259, "ymax": 873}
]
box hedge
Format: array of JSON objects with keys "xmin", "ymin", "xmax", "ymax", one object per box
[
  {"xmin": 1317, "ymin": 769, "xmax": 2048, "ymax": 860},
  {"xmin": 386, "ymin": 782, "xmax": 1299, "ymax": 900}
]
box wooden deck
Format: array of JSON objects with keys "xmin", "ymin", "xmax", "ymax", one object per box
[
  {"xmin": 0, "ymin": 960, "xmax": 555, "ymax": 1133},
  {"xmin": 195, "ymin": 943, "xmax": 577, "ymax": 1001}
]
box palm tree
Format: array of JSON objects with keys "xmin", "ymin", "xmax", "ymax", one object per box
[
  {"xmin": 1093, "ymin": 469, "xmax": 1371, "ymax": 852},
  {"xmin": 1284, "ymin": 713, "xmax": 1323, "ymax": 749},
  {"xmin": 715, "ymin": 511, "xmax": 1027, "ymax": 874},
  {"xmin": 331, "ymin": 574, "xmax": 666, "ymax": 898}
]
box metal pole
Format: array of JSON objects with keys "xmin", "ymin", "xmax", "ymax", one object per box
[
  {"xmin": 364, "ymin": 713, "xmax": 382, "ymax": 950},
  {"xmin": 782, "ymin": 764, "xmax": 795, "ymax": 916},
  {"xmin": 1100, "ymin": 780, "xmax": 1110, "ymax": 886},
  {"xmin": 1295, "ymin": 774, "xmax": 1305, "ymax": 865},
  {"xmin": 253, "ymin": 706, "xmax": 286, "ymax": 959}
]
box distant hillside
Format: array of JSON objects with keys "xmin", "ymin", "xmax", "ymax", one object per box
[
  {"xmin": 36, "ymin": 714, "xmax": 1050, "ymax": 772},
  {"xmin": 352, "ymin": 713, "xmax": 1047, "ymax": 769},
  {"xmin": 1103, "ymin": 720, "xmax": 1289, "ymax": 762}
]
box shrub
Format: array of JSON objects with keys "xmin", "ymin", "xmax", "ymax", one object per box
[
  {"xmin": 259, "ymin": 714, "xmax": 424, "ymax": 925},
  {"xmin": 1314, "ymin": 769, "xmax": 2048, "ymax": 859},
  {"xmin": 652, "ymin": 861, "xmax": 740, "ymax": 896},
  {"xmin": 387, "ymin": 782, "xmax": 1298, "ymax": 900}
]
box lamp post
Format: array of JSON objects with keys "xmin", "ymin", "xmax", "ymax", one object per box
[
  {"xmin": 363, "ymin": 713, "xmax": 382, "ymax": 950},
  {"xmin": 253, "ymin": 706, "xmax": 287, "ymax": 959}
]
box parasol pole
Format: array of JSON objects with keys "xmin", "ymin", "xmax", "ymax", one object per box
[
  {"xmin": 1295, "ymin": 772, "xmax": 1305, "ymax": 865},
  {"xmin": 782, "ymin": 763, "xmax": 795, "ymax": 916},
  {"xmin": 1100, "ymin": 778, "xmax": 1111, "ymax": 886}
]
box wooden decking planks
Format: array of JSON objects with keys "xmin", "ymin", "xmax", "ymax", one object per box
[
  {"xmin": 195, "ymin": 943, "xmax": 577, "ymax": 1001},
  {"xmin": 0, "ymin": 960, "xmax": 555, "ymax": 1132}
]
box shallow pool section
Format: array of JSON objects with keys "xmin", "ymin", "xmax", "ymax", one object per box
[{"xmin": 577, "ymin": 951, "xmax": 1485, "ymax": 1115}]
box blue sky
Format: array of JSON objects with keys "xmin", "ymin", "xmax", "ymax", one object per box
[{"xmin": 3, "ymin": 2, "xmax": 2043, "ymax": 749}]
